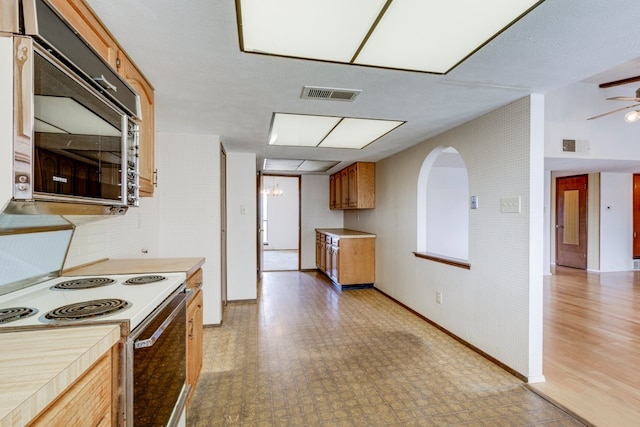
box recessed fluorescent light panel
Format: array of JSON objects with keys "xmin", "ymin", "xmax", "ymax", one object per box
[
  {"xmin": 237, "ymin": 0, "xmax": 543, "ymax": 74},
  {"xmin": 269, "ymin": 113, "xmax": 404, "ymax": 150},
  {"xmin": 263, "ymin": 159, "xmax": 340, "ymax": 172}
]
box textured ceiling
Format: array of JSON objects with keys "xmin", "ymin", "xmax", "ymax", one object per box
[{"xmin": 85, "ymin": 0, "xmax": 640, "ymax": 174}]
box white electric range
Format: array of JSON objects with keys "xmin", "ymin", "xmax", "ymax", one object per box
[{"xmin": 0, "ymin": 272, "xmax": 187, "ymax": 330}]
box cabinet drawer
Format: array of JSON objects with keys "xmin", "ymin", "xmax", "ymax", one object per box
[{"xmin": 187, "ymin": 268, "xmax": 203, "ymax": 289}]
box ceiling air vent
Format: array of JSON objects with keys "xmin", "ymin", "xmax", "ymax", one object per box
[{"xmin": 301, "ymin": 86, "xmax": 361, "ymax": 102}]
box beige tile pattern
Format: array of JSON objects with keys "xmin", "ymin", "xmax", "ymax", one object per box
[{"xmin": 188, "ymin": 271, "xmax": 582, "ymax": 426}]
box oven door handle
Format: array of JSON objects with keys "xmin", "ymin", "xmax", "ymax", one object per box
[{"xmin": 134, "ymin": 292, "xmax": 189, "ymax": 349}]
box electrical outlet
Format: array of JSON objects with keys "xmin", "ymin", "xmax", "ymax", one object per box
[{"xmin": 436, "ymin": 291, "xmax": 442, "ymax": 304}]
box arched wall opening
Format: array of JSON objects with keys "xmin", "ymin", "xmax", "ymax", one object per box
[{"xmin": 417, "ymin": 146, "xmax": 469, "ymax": 261}]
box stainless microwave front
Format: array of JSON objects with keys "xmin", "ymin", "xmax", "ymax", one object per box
[{"xmin": 12, "ymin": 36, "xmax": 140, "ymax": 210}]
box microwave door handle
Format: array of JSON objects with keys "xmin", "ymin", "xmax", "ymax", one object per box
[
  {"xmin": 93, "ymin": 74, "xmax": 118, "ymax": 92},
  {"xmin": 134, "ymin": 298, "xmax": 186, "ymax": 349}
]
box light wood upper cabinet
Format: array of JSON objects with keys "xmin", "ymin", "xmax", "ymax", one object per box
[
  {"xmin": 117, "ymin": 51, "xmax": 155, "ymax": 196},
  {"xmin": 329, "ymin": 162, "xmax": 375, "ymax": 209},
  {"xmin": 329, "ymin": 174, "xmax": 336, "ymax": 208},
  {"xmin": 47, "ymin": 0, "xmax": 119, "ymax": 69},
  {"xmin": 47, "ymin": 0, "xmax": 156, "ymax": 197}
]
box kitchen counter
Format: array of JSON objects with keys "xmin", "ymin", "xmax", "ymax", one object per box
[
  {"xmin": 64, "ymin": 257, "xmax": 205, "ymax": 279},
  {"xmin": 315, "ymin": 228, "xmax": 376, "ymax": 238},
  {"xmin": 0, "ymin": 324, "xmax": 120, "ymax": 427}
]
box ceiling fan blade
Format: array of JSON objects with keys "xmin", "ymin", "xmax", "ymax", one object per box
[
  {"xmin": 587, "ymin": 103, "xmax": 640, "ymax": 120},
  {"xmin": 606, "ymin": 96, "xmax": 640, "ymax": 102}
]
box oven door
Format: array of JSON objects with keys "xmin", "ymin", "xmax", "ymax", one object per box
[{"xmin": 127, "ymin": 287, "xmax": 189, "ymax": 427}]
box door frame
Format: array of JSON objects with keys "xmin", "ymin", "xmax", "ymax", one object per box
[
  {"xmin": 555, "ymin": 174, "xmax": 588, "ymax": 269},
  {"xmin": 220, "ymin": 145, "xmax": 227, "ymax": 308},
  {"xmin": 258, "ymin": 174, "xmax": 301, "ymax": 272}
]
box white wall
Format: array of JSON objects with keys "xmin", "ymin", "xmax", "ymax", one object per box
[
  {"xmin": 545, "ymin": 82, "xmax": 640, "ymax": 160},
  {"xmin": 300, "ymin": 175, "xmax": 343, "ymax": 269},
  {"xmin": 344, "ymin": 97, "xmax": 544, "ymax": 381},
  {"xmin": 263, "ymin": 176, "xmax": 299, "ymax": 250},
  {"xmin": 425, "ymin": 166, "xmax": 469, "ymax": 259},
  {"xmin": 64, "ymin": 197, "xmax": 159, "ymax": 268},
  {"xmin": 600, "ymin": 173, "xmax": 633, "ymax": 271},
  {"xmin": 155, "ymin": 133, "xmax": 221, "ymax": 325},
  {"xmin": 226, "ymin": 152, "xmax": 257, "ymax": 301}
]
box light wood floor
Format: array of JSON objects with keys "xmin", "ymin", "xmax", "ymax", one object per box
[{"xmin": 529, "ymin": 266, "xmax": 640, "ymax": 427}]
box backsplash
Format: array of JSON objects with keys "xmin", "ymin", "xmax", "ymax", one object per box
[
  {"xmin": 64, "ymin": 196, "xmax": 159, "ymax": 269},
  {"xmin": 0, "ymin": 228, "xmax": 72, "ymax": 294}
]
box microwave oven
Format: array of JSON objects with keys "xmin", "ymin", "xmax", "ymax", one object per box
[{"xmin": 1, "ymin": 0, "xmax": 140, "ymax": 217}]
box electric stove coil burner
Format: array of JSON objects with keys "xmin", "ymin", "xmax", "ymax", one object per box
[
  {"xmin": 124, "ymin": 275, "xmax": 167, "ymax": 285},
  {"xmin": 44, "ymin": 299, "xmax": 131, "ymax": 322},
  {"xmin": 0, "ymin": 307, "xmax": 38, "ymax": 324},
  {"xmin": 52, "ymin": 277, "xmax": 116, "ymax": 290}
]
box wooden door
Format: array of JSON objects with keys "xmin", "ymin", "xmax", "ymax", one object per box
[
  {"xmin": 634, "ymin": 175, "xmax": 640, "ymax": 258},
  {"xmin": 556, "ymin": 175, "xmax": 588, "ymax": 269}
]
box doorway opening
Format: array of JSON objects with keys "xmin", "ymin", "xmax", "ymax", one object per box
[{"xmin": 261, "ymin": 175, "xmax": 300, "ymax": 271}]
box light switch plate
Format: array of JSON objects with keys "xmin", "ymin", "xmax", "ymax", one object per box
[
  {"xmin": 470, "ymin": 195, "xmax": 479, "ymax": 209},
  {"xmin": 501, "ymin": 196, "xmax": 521, "ymax": 213}
]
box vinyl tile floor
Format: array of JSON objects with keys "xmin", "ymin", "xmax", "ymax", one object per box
[
  {"xmin": 263, "ymin": 250, "xmax": 299, "ymax": 271},
  {"xmin": 187, "ymin": 271, "xmax": 583, "ymax": 427}
]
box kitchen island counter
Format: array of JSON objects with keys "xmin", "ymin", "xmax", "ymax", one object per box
[
  {"xmin": 64, "ymin": 257, "xmax": 205, "ymax": 278},
  {"xmin": 0, "ymin": 324, "xmax": 120, "ymax": 426}
]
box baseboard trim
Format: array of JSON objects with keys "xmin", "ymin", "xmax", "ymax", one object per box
[{"xmin": 374, "ymin": 287, "xmax": 527, "ymax": 383}]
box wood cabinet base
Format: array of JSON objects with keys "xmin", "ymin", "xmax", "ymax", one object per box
[{"xmin": 316, "ymin": 229, "xmax": 375, "ymax": 290}]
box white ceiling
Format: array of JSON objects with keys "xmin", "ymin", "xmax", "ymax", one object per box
[{"xmin": 85, "ymin": 0, "xmax": 640, "ymax": 174}]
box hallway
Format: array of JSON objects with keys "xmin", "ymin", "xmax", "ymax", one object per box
[{"xmin": 187, "ymin": 271, "xmax": 581, "ymax": 426}]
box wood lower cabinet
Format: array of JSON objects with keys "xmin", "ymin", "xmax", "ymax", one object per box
[
  {"xmin": 315, "ymin": 229, "xmax": 375, "ymax": 289},
  {"xmin": 330, "ymin": 162, "xmax": 375, "ymax": 209},
  {"xmin": 28, "ymin": 346, "xmax": 116, "ymax": 427},
  {"xmin": 186, "ymin": 270, "xmax": 204, "ymax": 409}
]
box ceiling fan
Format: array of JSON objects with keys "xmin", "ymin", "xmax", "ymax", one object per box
[{"xmin": 587, "ymin": 88, "xmax": 640, "ymax": 121}]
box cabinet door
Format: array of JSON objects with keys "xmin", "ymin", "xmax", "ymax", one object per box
[
  {"xmin": 348, "ymin": 164, "xmax": 358, "ymax": 208},
  {"xmin": 334, "ymin": 172, "xmax": 342, "ymax": 209},
  {"xmin": 186, "ymin": 288, "xmax": 203, "ymax": 409},
  {"xmin": 329, "ymin": 174, "xmax": 336, "ymax": 209},
  {"xmin": 318, "ymin": 234, "xmax": 326, "ymax": 271},
  {"xmin": 340, "ymin": 169, "xmax": 350, "ymax": 208},
  {"xmin": 117, "ymin": 52, "xmax": 155, "ymax": 197},
  {"xmin": 315, "ymin": 233, "xmax": 322, "ymax": 267},
  {"xmin": 330, "ymin": 244, "xmax": 339, "ymax": 281},
  {"xmin": 325, "ymin": 237, "xmax": 332, "ymax": 276}
]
